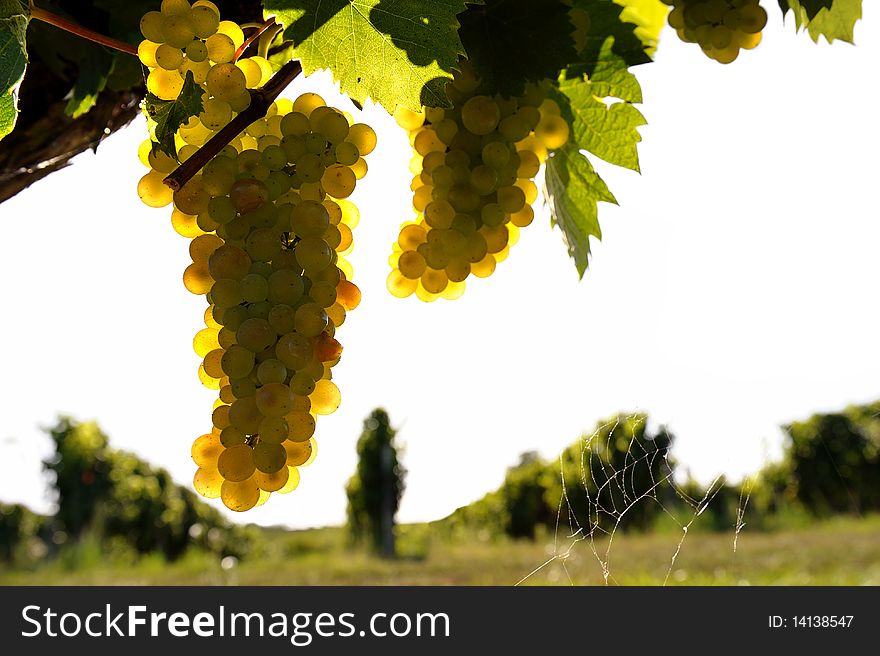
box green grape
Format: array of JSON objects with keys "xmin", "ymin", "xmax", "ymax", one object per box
[
  {"xmin": 194, "ymin": 466, "xmax": 224, "ymax": 498},
  {"xmin": 230, "ymin": 178, "xmax": 269, "ymax": 213},
  {"xmin": 161, "ymin": 0, "xmax": 191, "ymax": 15},
  {"xmin": 309, "ymin": 281, "xmax": 337, "ymax": 308},
  {"xmin": 292, "ymin": 92, "xmax": 325, "ymax": 117},
  {"xmin": 185, "ymin": 38, "xmax": 209, "ymax": 62},
  {"xmin": 268, "ymin": 304, "xmax": 296, "ymax": 335},
  {"xmin": 295, "ymin": 237, "xmax": 333, "ymax": 272},
  {"xmin": 155, "ymin": 44, "xmax": 184, "ymax": 70},
  {"xmin": 238, "ymin": 272, "xmax": 267, "ymax": 303},
  {"xmin": 173, "ymin": 177, "xmax": 210, "ymax": 215},
  {"xmin": 191, "ymin": 433, "xmax": 222, "ymax": 467},
  {"xmin": 221, "ymin": 478, "xmax": 260, "ymax": 511},
  {"xmin": 211, "ymin": 403, "xmax": 231, "ymax": 429},
  {"xmin": 140, "ymin": 12, "xmax": 166, "ymax": 42},
  {"xmin": 220, "ymin": 425, "xmax": 246, "ymax": 447},
  {"xmin": 228, "ymin": 396, "xmax": 263, "ymax": 433},
  {"xmin": 206, "ymin": 63, "xmax": 247, "ymax": 101},
  {"xmin": 267, "ymin": 269, "xmax": 305, "ymax": 305},
  {"xmin": 146, "ymin": 68, "xmax": 184, "ymax": 100},
  {"xmin": 290, "ymin": 370, "xmax": 317, "ymax": 396},
  {"xmin": 253, "ymin": 442, "xmax": 287, "ymax": 473},
  {"xmin": 398, "ymin": 251, "xmax": 427, "ymax": 279},
  {"xmin": 221, "ymin": 345, "xmax": 255, "ymax": 378},
  {"xmin": 257, "ymin": 359, "xmax": 287, "ymax": 385},
  {"xmin": 334, "ymin": 141, "xmax": 360, "ymax": 166},
  {"xmin": 497, "ymin": 185, "xmax": 526, "ymax": 213},
  {"xmin": 294, "ymin": 303, "xmax": 328, "ymax": 338},
  {"xmin": 206, "ymin": 33, "xmax": 235, "ymax": 63},
  {"xmin": 346, "ymin": 124, "xmax": 377, "ymax": 156},
  {"xmin": 310, "ymin": 379, "xmax": 341, "ymax": 415},
  {"xmin": 138, "ymin": 40, "xmax": 160, "ymax": 68},
  {"xmin": 254, "ymin": 466, "xmax": 289, "ymax": 492},
  {"xmin": 461, "ymin": 96, "xmax": 501, "ymax": 135},
  {"xmin": 137, "ymin": 170, "xmax": 173, "ymax": 207},
  {"xmin": 258, "ymin": 416, "xmax": 289, "ymax": 444},
  {"xmin": 190, "ymin": 5, "xmax": 220, "ymax": 38},
  {"xmin": 275, "ymin": 332, "xmax": 313, "ymax": 370},
  {"xmin": 213, "ymin": 285, "xmax": 248, "ymax": 319},
  {"xmin": 217, "ymin": 444, "xmax": 255, "ymax": 482},
  {"xmin": 237, "ymin": 317, "xmax": 275, "ymax": 352},
  {"xmin": 255, "ymin": 382, "xmax": 293, "ymax": 417},
  {"xmin": 193, "ymin": 327, "xmax": 220, "ymax": 357},
  {"xmin": 162, "ymin": 14, "xmax": 196, "ymax": 49},
  {"xmin": 230, "ymin": 376, "xmax": 256, "ymax": 399},
  {"xmin": 285, "ymin": 440, "xmax": 313, "ymax": 468},
  {"xmin": 291, "ymin": 201, "xmax": 330, "ymax": 237},
  {"xmin": 199, "ymin": 98, "xmax": 235, "ymax": 132},
  {"xmin": 321, "ymin": 164, "xmax": 356, "ymax": 199}
]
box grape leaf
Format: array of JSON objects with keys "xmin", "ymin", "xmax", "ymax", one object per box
[
  {"xmin": 263, "ymin": 0, "xmax": 473, "ymax": 112},
  {"xmin": 0, "ymin": 0, "xmax": 28, "ymax": 141},
  {"xmin": 66, "ymin": 46, "xmax": 114, "ymax": 119},
  {"xmin": 25, "ymin": 18, "xmax": 116, "ymax": 119},
  {"xmin": 550, "ymin": 64, "xmax": 646, "ymax": 172},
  {"xmin": 613, "ymin": 0, "xmax": 669, "ymax": 56},
  {"xmin": 778, "ymin": 0, "xmax": 862, "ymax": 43},
  {"xmin": 544, "ymin": 143, "xmax": 617, "ymax": 277},
  {"xmin": 457, "ymin": 0, "xmax": 576, "ymax": 97},
  {"xmin": 777, "ymin": 0, "xmax": 833, "ymax": 21},
  {"xmin": 568, "ymin": 0, "xmax": 651, "ymax": 79},
  {"xmin": 142, "ymin": 72, "xmax": 204, "ymax": 159}
]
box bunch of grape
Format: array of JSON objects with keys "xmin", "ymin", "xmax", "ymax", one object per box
[
  {"xmin": 386, "ymin": 62, "xmax": 570, "ymax": 302},
  {"xmin": 135, "ymin": 0, "xmax": 276, "ymax": 195},
  {"xmin": 135, "ymin": 2, "xmax": 376, "ymax": 512},
  {"xmin": 663, "ymin": 0, "xmax": 767, "ymax": 63}
]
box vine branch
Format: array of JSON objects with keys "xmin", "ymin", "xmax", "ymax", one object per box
[
  {"xmin": 29, "ymin": 3, "xmax": 138, "ymax": 57},
  {"xmin": 163, "ymin": 59, "xmax": 303, "ymax": 191},
  {"xmin": 234, "ymin": 17, "xmax": 277, "ymax": 62}
]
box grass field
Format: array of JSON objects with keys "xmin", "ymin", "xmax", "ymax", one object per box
[{"xmin": 2, "ymin": 515, "xmax": 878, "ymax": 586}]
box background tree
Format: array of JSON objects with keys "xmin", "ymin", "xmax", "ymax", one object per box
[
  {"xmin": 782, "ymin": 402, "xmax": 880, "ymax": 516},
  {"xmin": 545, "ymin": 413, "xmax": 676, "ymax": 535},
  {"xmin": 345, "ymin": 408, "xmax": 406, "ymax": 556},
  {"xmin": 43, "ymin": 417, "xmax": 257, "ymax": 560}
]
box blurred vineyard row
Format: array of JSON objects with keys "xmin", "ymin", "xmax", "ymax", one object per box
[
  {"xmin": 0, "ymin": 418, "xmax": 258, "ymax": 567},
  {"xmin": 2, "ymin": 401, "xmax": 879, "ymax": 572}
]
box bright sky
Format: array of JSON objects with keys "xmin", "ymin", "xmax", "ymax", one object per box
[{"xmin": 1, "ymin": 7, "xmax": 878, "ymax": 529}]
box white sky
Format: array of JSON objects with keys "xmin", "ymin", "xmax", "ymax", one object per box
[{"xmin": 1, "ymin": 7, "xmax": 878, "ymax": 529}]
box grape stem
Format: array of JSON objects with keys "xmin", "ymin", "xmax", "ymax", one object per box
[
  {"xmin": 163, "ymin": 59, "xmax": 304, "ymax": 192},
  {"xmin": 233, "ymin": 17, "xmax": 277, "ymax": 62},
  {"xmin": 29, "ymin": 2, "xmax": 138, "ymax": 57}
]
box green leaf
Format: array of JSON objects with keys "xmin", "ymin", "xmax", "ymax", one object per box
[
  {"xmin": 142, "ymin": 71, "xmax": 204, "ymax": 159},
  {"xmin": 543, "ymin": 143, "xmax": 617, "ymax": 277},
  {"xmin": 263, "ymin": 0, "xmax": 472, "ymax": 112},
  {"xmin": 66, "ymin": 46, "xmax": 114, "ymax": 119},
  {"xmin": 551, "ymin": 67, "xmax": 646, "ymax": 172},
  {"xmin": 779, "ymin": 0, "xmax": 862, "ymax": 43},
  {"xmin": 777, "ymin": 0, "xmax": 833, "ymax": 21},
  {"xmin": 25, "ymin": 18, "xmax": 116, "ymax": 119},
  {"xmin": 612, "ymin": 0, "xmax": 669, "ymax": 56},
  {"xmin": 93, "ymin": 0, "xmax": 159, "ymax": 43},
  {"xmin": 457, "ymin": 0, "xmax": 576, "ymax": 97},
  {"xmin": 568, "ymin": 0, "xmax": 651, "ymax": 79},
  {"xmin": 0, "ymin": 0, "xmax": 29, "ymax": 141}
]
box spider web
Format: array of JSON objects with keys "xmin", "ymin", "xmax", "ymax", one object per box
[{"xmin": 516, "ymin": 414, "xmax": 752, "ymax": 586}]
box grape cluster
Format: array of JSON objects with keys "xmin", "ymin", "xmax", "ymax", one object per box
[
  {"xmin": 663, "ymin": 0, "xmax": 767, "ymax": 63},
  {"xmin": 135, "ymin": 2, "xmax": 376, "ymax": 512},
  {"xmin": 387, "ymin": 62, "xmax": 570, "ymax": 302}
]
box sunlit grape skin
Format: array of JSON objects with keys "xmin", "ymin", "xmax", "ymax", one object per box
[
  {"xmin": 662, "ymin": 0, "xmax": 767, "ymax": 63},
  {"xmin": 135, "ymin": 0, "xmax": 371, "ymax": 511},
  {"xmin": 388, "ymin": 61, "xmax": 569, "ymax": 301}
]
